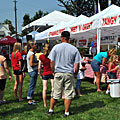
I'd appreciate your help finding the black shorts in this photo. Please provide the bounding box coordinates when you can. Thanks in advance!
[42,74,54,80]
[0,79,6,91]
[14,70,22,75]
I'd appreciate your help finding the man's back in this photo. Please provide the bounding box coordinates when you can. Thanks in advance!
[48,42,81,73]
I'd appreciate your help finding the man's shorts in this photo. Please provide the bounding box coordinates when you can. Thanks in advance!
[51,73,76,99]
[0,79,6,91]
[91,59,100,72]
[42,74,54,80]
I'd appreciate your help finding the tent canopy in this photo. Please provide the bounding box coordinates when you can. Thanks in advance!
[0,36,17,45]
[35,15,88,42]
[22,10,76,32]
[22,31,39,43]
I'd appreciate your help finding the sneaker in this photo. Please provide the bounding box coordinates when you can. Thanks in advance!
[45,111,54,116]
[64,114,69,117]
[0,100,6,104]
[64,112,72,117]
[28,101,36,105]
[106,90,110,94]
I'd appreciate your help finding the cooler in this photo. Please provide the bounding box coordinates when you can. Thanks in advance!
[107,79,120,98]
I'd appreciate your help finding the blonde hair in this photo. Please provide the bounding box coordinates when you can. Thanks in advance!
[13,42,21,58]
[107,48,116,56]
[24,45,28,53]
[27,41,35,50]
[108,55,118,63]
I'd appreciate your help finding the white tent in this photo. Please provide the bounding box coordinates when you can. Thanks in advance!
[47,5,120,52]
[35,15,89,42]
[22,10,76,31]
[22,31,39,43]
[35,22,67,42]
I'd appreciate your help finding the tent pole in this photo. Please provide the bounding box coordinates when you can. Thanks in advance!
[97,28,101,53]
[108,44,109,50]
[34,26,35,42]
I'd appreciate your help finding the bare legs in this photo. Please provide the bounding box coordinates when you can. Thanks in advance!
[49,97,71,113]
[95,72,102,92]
[42,79,54,107]
[14,74,23,100]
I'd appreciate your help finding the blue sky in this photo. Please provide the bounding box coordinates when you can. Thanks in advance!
[0,0,64,33]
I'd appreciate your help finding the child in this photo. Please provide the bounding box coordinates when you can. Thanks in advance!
[106,55,119,94]
[76,61,86,96]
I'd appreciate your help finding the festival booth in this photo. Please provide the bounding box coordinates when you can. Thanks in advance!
[46,5,120,53]
[69,4,120,52]
[0,36,17,59]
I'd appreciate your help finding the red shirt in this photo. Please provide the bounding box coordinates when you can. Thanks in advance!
[39,54,52,76]
[11,51,22,70]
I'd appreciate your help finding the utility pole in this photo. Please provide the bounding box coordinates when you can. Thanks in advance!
[14,0,17,40]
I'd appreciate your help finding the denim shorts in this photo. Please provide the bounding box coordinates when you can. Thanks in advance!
[42,74,54,80]
[107,72,117,79]
[91,60,100,72]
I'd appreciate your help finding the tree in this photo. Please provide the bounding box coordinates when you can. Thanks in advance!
[58,0,94,17]
[4,19,15,35]
[58,0,120,17]
[22,14,31,26]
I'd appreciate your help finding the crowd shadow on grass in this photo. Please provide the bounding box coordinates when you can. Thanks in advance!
[80,87,97,95]
[0,104,37,116]
[70,101,105,115]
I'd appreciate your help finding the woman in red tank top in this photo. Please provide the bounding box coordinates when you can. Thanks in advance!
[38,44,54,107]
[106,55,119,94]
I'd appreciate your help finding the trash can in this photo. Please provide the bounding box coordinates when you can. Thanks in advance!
[107,79,120,98]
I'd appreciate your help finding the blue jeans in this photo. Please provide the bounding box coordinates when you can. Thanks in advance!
[76,79,81,90]
[27,70,38,100]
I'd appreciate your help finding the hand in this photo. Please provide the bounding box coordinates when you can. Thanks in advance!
[9,76,12,82]
[39,75,42,79]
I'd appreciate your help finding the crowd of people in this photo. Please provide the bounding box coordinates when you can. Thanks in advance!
[0,31,119,117]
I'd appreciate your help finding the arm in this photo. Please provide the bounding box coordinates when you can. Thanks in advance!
[108,62,118,72]
[50,60,55,73]
[38,60,42,79]
[102,57,107,67]
[74,63,79,76]
[30,54,38,67]
[4,60,12,82]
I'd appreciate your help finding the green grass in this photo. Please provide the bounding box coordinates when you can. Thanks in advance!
[1,61,120,120]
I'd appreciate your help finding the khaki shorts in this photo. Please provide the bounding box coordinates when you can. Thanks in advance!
[51,73,76,99]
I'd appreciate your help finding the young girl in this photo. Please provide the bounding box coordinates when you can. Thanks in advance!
[106,55,119,94]
[38,44,54,107]
[11,42,23,101]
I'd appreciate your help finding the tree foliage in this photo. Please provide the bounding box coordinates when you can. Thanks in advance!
[58,0,120,17]
[22,14,31,26]
[3,19,15,35]
[22,9,48,27]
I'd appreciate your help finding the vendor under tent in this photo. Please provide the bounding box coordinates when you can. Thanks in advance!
[22,10,76,33]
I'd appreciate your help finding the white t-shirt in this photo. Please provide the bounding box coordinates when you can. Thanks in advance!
[27,51,38,72]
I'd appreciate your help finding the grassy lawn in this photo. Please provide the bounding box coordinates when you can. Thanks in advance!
[0,61,120,120]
